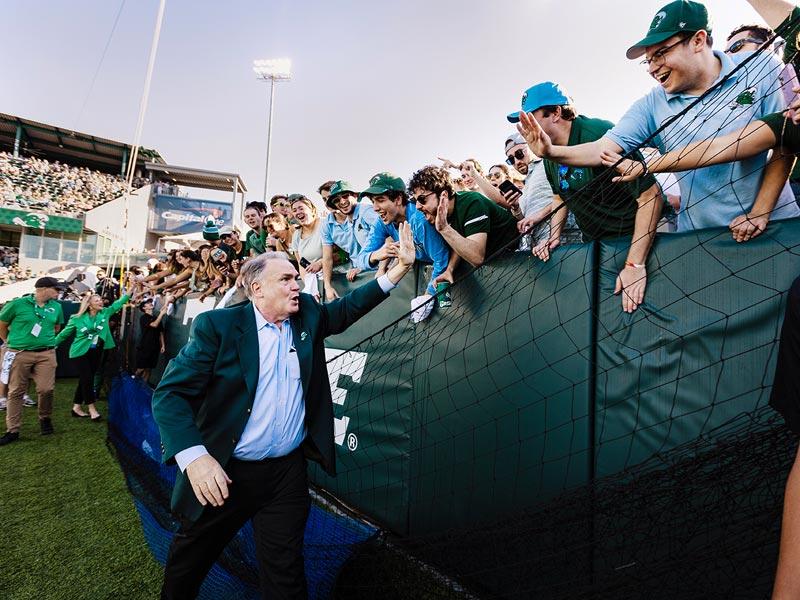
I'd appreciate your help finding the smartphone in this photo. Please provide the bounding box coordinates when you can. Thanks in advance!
[299,257,311,268]
[499,180,522,197]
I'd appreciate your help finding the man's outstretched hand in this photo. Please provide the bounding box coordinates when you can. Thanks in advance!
[397,221,416,268]
[517,111,553,159]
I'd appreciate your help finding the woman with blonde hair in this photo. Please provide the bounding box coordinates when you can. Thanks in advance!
[289,194,323,274]
[55,281,133,421]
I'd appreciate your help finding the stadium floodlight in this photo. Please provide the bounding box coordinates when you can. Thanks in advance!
[253,58,292,202]
[253,58,292,81]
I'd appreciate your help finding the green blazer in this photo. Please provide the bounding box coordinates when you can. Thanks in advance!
[55,294,129,358]
[152,280,388,523]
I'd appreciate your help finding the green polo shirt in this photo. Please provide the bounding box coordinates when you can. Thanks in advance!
[543,115,659,241]
[447,191,519,257]
[0,295,64,350]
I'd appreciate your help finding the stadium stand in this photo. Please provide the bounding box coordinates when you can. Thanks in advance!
[0,151,147,217]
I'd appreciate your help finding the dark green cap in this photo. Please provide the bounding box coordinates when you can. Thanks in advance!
[359,172,406,199]
[327,180,360,207]
[626,0,711,60]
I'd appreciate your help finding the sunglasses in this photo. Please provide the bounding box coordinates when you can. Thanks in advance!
[414,191,437,204]
[725,37,763,54]
[505,149,526,165]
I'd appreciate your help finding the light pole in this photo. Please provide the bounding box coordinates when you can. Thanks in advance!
[253,58,291,204]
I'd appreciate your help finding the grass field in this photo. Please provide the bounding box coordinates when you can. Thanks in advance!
[0,379,162,600]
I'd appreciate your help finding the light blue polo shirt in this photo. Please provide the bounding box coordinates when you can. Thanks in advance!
[320,202,379,262]
[352,202,450,294]
[607,50,800,231]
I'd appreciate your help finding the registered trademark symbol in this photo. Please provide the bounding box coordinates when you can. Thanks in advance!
[346,433,358,451]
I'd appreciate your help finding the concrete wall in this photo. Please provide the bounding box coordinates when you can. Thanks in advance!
[84,184,152,252]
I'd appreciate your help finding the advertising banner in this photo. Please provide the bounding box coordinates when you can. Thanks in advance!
[148,195,232,234]
[0,207,83,233]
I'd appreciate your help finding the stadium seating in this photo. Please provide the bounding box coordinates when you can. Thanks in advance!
[0,151,145,217]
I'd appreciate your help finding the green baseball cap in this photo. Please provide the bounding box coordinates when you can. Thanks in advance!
[359,172,406,199]
[326,180,360,207]
[626,0,711,60]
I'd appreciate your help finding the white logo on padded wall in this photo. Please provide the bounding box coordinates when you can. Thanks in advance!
[182,297,216,326]
[325,347,369,449]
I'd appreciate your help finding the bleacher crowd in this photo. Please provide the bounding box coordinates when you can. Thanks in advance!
[0,151,145,217]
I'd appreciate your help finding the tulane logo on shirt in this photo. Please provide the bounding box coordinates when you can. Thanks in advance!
[730,87,756,110]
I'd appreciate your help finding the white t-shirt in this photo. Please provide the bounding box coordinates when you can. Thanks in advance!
[291,223,323,263]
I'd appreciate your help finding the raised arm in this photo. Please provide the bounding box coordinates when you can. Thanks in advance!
[434,195,488,267]
[745,0,796,28]
[321,221,415,337]
[517,110,622,167]
[601,120,779,180]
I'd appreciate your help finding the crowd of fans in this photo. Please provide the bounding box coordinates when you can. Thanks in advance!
[0,152,146,217]
[3,2,800,325]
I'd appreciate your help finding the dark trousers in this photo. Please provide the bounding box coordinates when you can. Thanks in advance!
[161,448,310,600]
[72,346,103,406]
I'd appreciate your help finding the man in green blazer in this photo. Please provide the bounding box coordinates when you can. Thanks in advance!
[153,222,417,599]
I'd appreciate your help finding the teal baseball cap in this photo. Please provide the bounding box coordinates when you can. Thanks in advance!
[359,172,406,199]
[326,180,360,208]
[626,0,711,60]
[507,82,571,123]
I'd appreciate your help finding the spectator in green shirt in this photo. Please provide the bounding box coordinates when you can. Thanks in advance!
[513,82,663,313]
[410,165,519,267]
[55,286,132,421]
[243,201,269,256]
[0,277,65,445]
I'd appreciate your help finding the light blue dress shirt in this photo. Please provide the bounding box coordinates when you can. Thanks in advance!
[232,306,307,460]
[320,202,379,263]
[174,274,399,471]
[352,203,449,294]
[606,49,800,231]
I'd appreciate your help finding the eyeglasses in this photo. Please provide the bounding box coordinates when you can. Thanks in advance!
[725,37,763,54]
[505,149,527,165]
[558,164,570,192]
[639,35,691,67]
[414,191,437,204]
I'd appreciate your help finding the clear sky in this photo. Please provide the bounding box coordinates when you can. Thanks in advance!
[0,0,767,205]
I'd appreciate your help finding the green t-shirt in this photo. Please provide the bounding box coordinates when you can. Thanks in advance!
[0,295,65,350]
[245,229,266,255]
[447,191,519,257]
[760,111,800,154]
[543,115,659,242]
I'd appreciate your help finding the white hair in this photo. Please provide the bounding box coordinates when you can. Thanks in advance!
[239,251,291,299]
